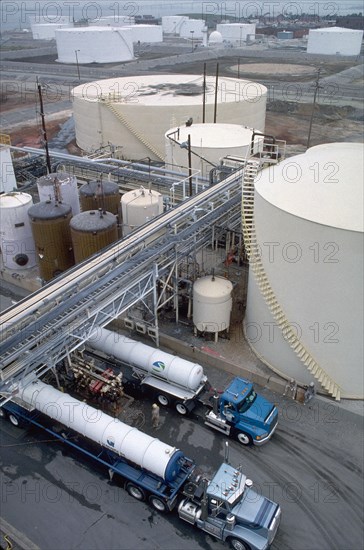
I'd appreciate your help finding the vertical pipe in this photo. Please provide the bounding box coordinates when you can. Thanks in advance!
[202,62,206,123]
[37,83,52,174]
[214,63,219,123]
[188,134,193,196]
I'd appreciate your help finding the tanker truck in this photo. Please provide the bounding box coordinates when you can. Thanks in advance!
[87,328,278,446]
[1,376,281,550]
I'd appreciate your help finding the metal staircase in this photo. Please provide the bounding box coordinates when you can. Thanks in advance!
[101,98,165,161]
[242,159,341,400]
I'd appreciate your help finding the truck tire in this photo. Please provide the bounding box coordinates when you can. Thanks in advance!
[157,394,169,407]
[149,495,168,513]
[175,402,188,415]
[126,483,145,501]
[237,432,252,446]
[9,414,21,427]
[228,538,250,550]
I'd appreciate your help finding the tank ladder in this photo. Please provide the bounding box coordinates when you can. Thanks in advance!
[101,98,165,161]
[242,158,341,400]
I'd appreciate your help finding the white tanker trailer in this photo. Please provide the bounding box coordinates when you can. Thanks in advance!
[88,328,279,446]
[1,376,281,550]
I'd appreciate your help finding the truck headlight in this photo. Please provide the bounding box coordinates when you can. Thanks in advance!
[256,433,268,440]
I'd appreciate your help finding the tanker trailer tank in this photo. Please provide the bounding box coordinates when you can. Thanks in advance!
[19,378,185,484]
[88,328,208,414]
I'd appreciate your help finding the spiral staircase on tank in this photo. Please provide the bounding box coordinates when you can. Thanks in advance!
[100,97,165,161]
[241,158,341,400]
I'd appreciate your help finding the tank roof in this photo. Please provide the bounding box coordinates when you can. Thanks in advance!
[0,192,32,208]
[70,210,116,231]
[72,74,267,106]
[37,173,73,186]
[194,275,233,298]
[168,123,256,148]
[80,181,119,196]
[28,201,72,220]
[255,143,364,232]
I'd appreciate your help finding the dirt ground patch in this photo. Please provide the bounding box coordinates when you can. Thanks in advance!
[230,62,317,77]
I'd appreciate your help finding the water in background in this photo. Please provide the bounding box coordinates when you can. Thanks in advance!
[1,0,362,31]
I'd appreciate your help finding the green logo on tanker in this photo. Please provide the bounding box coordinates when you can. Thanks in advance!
[152,361,166,373]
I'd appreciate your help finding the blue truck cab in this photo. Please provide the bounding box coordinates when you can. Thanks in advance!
[204,378,278,445]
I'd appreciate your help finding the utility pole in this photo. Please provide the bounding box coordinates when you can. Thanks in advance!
[307,68,322,149]
[75,49,81,81]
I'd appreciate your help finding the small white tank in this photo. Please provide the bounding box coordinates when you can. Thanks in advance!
[37,172,80,214]
[0,192,36,269]
[121,187,163,236]
[193,275,233,340]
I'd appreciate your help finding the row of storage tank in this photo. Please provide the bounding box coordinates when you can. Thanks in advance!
[0,175,163,282]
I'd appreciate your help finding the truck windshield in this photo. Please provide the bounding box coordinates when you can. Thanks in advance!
[237,390,256,413]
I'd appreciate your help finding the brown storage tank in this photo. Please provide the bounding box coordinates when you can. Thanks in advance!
[79,180,120,217]
[28,200,74,281]
[70,209,118,263]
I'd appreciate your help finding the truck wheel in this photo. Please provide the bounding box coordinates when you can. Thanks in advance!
[237,432,252,446]
[9,414,20,427]
[126,483,145,501]
[229,538,250,550]
[149,495,168,513]
[175,402,188,415]
[157,394,169,407]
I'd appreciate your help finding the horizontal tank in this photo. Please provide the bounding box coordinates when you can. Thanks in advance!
[20,379,184,483]
[0,192,36,269]
[70,209,118,263]
[79,180,121,217]
[88,328,206,392]
[165,123,264,178]
[28,200,74,281]
[121,187,163,236]
[193,275,233,335]
[37,172,80,215]
[72,74,267,160]
[56,27,134,63]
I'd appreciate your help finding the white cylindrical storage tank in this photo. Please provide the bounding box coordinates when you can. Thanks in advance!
[216,23,256,44]
[0,192,36,269]
[0,146,17,193]
[193,275,233,339]
[31,22,72,40]
[20,379,185,483]
[126,24,163,43]
[208,31,223,47]
[37,172,80,215]
[162,16,188,34]
[307,27,363,56]
[165,123,264,178]
[180,19,206,39]
[72,74,267,160]
[91,16,135,27]
[121,187,163,236]
[244,143,364,399]
[56,28,134,63]
[88,328,206,392]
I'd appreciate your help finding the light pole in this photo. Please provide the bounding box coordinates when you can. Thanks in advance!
[190,30,194,52]
[75,49,80,81]
[239,26,243,47]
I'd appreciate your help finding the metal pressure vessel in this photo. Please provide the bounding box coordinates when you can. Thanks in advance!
[89,328,205,391]
[70,209,118,262]
[19,379,184,483]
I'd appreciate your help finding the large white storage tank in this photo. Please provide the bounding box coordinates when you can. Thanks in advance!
[179,19,206,39]
[31,22,72,40]
[121,187,163,236]
[126,24,163,43]
[244,143,364,399]
[0,145,17,193]
[0,192,36,269]
[165,123,264,178]
[307,27,363,56]
[91,16,135,27]
[162,16,188,34]
[72,74,267,160]
[193,275,233,341]
[216,23,256,44]
[55,28,134,63]
[37,172,80,215]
